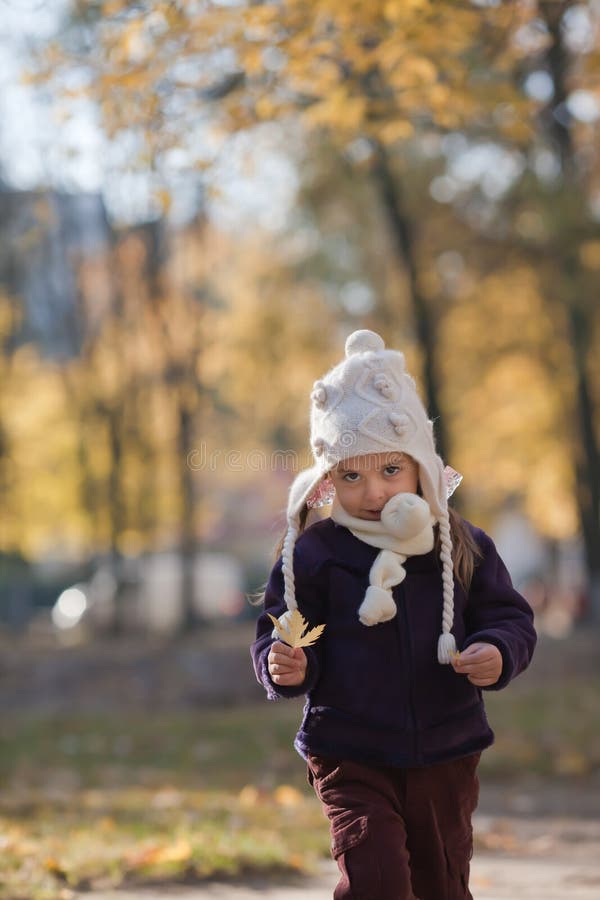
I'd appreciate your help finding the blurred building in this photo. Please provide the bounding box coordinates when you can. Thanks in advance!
[0,187,111,356]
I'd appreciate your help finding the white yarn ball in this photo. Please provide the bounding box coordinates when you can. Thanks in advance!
[381,493,431,540]
[345,330,385,357]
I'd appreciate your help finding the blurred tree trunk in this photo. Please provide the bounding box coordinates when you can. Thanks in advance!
[369,140,449,463]
[102,235,131,634]
[0,196,22,553]
[539,1,600,621]
[59,369,102,548]
[144,220,201,630]
[565,288,600,619]
[176,393,199,629]
[105,400,128,632]
[0,324,15,549]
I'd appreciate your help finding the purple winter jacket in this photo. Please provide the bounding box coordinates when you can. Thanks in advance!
[251,517,536,768]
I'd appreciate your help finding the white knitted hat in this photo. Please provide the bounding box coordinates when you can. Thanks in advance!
[282,329,457,663]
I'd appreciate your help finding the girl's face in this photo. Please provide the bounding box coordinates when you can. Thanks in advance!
[329,452,419,521]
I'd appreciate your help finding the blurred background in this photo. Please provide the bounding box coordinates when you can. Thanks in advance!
[0,1,599,897]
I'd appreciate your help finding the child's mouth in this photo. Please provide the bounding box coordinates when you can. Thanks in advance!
[362,510,382,520]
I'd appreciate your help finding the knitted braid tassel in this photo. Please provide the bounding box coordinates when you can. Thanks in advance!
[270,519,301,639]
[281,518,299,609]
[437,510,457,663]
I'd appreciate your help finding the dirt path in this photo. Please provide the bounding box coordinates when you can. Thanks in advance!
[80,853,600,900]
[83,812,600,900]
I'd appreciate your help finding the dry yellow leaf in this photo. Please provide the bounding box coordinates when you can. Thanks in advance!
[238,784,261,807]
[129,839,192,867]
[273,784,303,807]
[44,857,66,876]
[268,609,326,648]
[554,750,590,776]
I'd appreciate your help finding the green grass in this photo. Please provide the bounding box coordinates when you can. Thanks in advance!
[0,678,599,898]
[0,701,308,791]
[0,701,329,899]
[482,675,600,777]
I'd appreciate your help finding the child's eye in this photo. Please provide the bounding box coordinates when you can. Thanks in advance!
[384,466,401,476]
[343,472,360,483]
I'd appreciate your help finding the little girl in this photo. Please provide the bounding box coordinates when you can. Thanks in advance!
[251,330,536,900]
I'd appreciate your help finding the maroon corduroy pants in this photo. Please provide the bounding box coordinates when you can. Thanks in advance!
[307,752,480,900]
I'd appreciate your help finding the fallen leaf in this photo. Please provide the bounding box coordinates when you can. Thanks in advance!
[238,785,261,807]
[268,610,326,648]
[273,784,303,807]
[128,839,192,867]
[553,750,590,776]
[45,857,69,881]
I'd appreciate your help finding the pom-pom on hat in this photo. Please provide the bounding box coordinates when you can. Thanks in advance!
[282,329,457,664]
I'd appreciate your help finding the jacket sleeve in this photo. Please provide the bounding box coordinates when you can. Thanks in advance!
[250,544,328,701]
[463,529,537,691]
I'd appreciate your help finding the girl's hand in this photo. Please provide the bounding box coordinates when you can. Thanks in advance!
[451,642,503,687]
[268,641,307,686]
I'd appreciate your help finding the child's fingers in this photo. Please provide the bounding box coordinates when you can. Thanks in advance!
[269,648,306,668]
[458,644,491,661]
[269,649,300,665]
[270,640,295,657]
[453,643,502,686]
[456,656,496,672]
[454,645,499,669]
[460,642,500,659]
[457,664,498,682]
[271,671,304,686]
[269,656,303,674]
[467,674,497,686]
[268,644,307,682]
[269,650,307,685]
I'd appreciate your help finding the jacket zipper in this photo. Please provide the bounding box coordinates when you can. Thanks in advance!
[398,583,422,764]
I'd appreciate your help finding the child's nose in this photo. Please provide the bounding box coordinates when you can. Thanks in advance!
[364,479,386,504]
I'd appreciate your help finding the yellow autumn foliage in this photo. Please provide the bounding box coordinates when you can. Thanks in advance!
[33,0,547,163]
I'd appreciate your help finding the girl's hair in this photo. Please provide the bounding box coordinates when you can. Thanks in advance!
[248,503,310,607]
[268,501,481,595]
